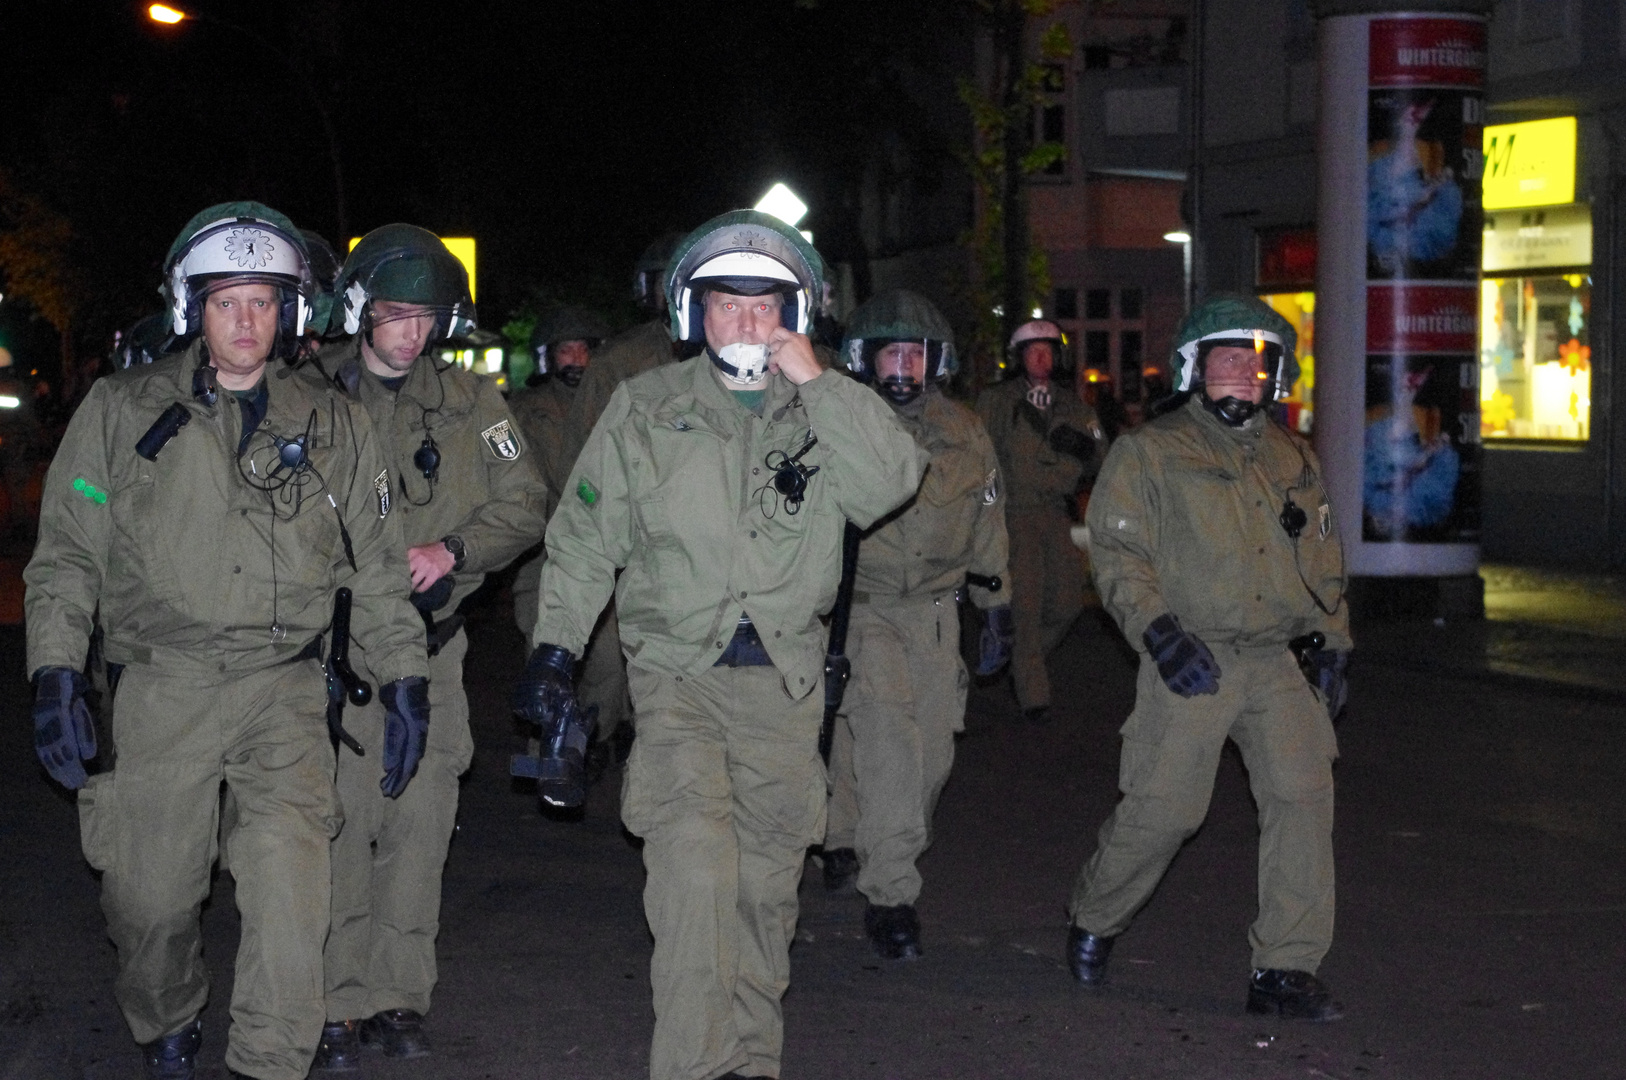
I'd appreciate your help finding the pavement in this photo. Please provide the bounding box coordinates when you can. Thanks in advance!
[1,564,1623,1079]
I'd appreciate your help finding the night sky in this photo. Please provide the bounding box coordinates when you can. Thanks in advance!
[4,0,967,360]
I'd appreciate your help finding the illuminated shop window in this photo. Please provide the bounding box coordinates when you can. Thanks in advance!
[1260,292,1316,434]
[1478,274,1590,441]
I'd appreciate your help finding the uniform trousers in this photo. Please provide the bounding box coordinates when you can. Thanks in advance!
[1069,646,1338,973]
[1007,505,1085,710]
[325,629,474,1020]
[621,663,826,1080]
[825,595,968,907]
[78,659,337,1080]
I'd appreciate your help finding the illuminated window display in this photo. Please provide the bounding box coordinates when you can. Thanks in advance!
[1479,273,1590,441]
[1260,291,1316,434]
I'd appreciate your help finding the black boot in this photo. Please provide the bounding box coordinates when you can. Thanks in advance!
[1246,968,1344,1021]
[1066,925,1114,985]
[311,1018,363,1071]
[822,847,859,892]
[864,903,922,960]
[141,1019,201,1080]
[139,1021,201,1080]
[360,1008,432,1058]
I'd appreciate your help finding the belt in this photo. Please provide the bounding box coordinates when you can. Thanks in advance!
[714,616,773,668]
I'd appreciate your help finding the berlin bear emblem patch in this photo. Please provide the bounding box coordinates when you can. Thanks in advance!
[374,470,391,518]
[481,419,521,460]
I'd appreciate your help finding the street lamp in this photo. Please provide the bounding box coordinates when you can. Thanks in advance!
[144,3,347,239]
[755,183,808,228]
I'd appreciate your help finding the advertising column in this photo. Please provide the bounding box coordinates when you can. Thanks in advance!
[1315,7,1488,602]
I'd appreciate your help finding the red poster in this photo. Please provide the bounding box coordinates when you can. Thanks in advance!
[1369,18,1487,89]
[1365,284,1478,353]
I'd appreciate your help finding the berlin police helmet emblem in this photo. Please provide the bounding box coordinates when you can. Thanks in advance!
[481,419,521,460]
[224,228,273,269]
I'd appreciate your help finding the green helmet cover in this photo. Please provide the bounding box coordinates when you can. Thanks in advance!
[530,306,610,352]
[330,224,474,337]
[665,210,826,342]
[1171,293,1300,397]
[841,288,956,381]
[164,200,304,271]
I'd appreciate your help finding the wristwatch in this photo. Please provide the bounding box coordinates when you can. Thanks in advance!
[442,534,466,572]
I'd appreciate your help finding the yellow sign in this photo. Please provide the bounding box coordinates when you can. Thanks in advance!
[1482,117,1576,210]
[348,235,476,301]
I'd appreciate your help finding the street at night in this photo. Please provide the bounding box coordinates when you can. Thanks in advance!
[6,2,1626,1079]
[4,578,1623,1079]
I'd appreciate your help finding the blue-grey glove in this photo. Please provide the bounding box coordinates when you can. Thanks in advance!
[380,676,429,798]
[1305,649,1350,719]
[1142,613,1221,697]
[976,605,1015,676]
[512,643,576,727]
[32,667,97,790]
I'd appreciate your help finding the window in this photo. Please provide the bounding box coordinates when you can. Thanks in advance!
[1052,287,1079,320]
[1085,330,1111,369]
[1480,274,1591,440]
[1039,105,1066,175]
[1085,289,1112,320]
[1120,330,1144,401]
[1260,292,1316,434]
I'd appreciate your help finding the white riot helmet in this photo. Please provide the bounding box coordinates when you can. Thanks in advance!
[161,201,315,359]
[666,210,826,386]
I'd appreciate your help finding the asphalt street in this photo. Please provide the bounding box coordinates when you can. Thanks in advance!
[2,596,1623,1080]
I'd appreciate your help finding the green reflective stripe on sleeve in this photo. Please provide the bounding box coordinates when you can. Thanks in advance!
[73,478,108,504]
[577,477,598,507]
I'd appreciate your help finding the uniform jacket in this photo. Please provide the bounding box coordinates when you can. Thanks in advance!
[308,338,550,615]
[536,358,926,698]
[854,389,1010,611]
[975,377,1106,513]
[25,342,427,684]
[508,376,576,520]
[1085,396,1352,652]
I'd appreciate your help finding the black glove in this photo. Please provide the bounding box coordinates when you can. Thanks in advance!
[513,643,577,727]
[976,605,1015,675]
[1305,648,1350,719]
[1048,423,1096,462]
[32,667,97,790]
[1142,614,1221,697]
[380,676,430,798]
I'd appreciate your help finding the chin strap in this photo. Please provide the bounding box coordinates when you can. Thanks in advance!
[1202,393,1262,426]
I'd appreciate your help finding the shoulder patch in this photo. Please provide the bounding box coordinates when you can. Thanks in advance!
[374,470,391,518]
[1318,502,1332,540]
[576,477,599,507]
[982,467,999,506]
[481,419,521,460]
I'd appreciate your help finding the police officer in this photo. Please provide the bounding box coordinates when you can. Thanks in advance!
[24,202,429,1080]
[302,225,549,1067]
[516,211,923,1080]
[821,290,1012,960]
[561,232,687,462]
[974,320,1106,722]
[508,307,632,771]
[1065,294,1351,1020]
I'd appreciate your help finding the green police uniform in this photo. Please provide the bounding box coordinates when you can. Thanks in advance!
[509,374,630,744]
[1069,395,1350,973]
[536,358,923,1080]
[825,389,1009,907]
[25,343,426,1080]
[974,377,1105,711]
[308,338,549,1021]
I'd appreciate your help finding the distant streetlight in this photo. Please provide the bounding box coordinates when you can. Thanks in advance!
[1163,231,1192,244]
[755,183,809,229]
[0,396,21,409]
[144,3,347,238]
